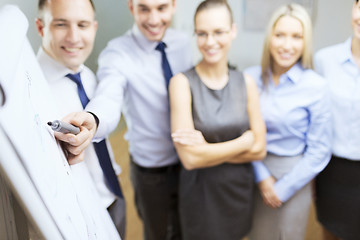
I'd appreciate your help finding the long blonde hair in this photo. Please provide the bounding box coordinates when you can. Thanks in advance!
[261,4,313,86]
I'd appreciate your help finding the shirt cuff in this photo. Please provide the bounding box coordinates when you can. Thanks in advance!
[252,161,271,183]
[85,111,105,143]
[274,178,295,202]
[86,111,99,128]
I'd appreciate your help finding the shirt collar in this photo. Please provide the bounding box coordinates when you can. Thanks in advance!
[285,62,304,84]
[37,47,84,84]
[130,24,170,53]
[338,37,353,64]
[270,62,304,86]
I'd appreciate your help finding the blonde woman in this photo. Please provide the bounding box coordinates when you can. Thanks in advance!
[169,0,266,239]
[244,4,332,240]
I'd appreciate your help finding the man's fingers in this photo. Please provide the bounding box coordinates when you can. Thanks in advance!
[54,132,77,145]
[62,112,95,128]
[67,152,85,165]
[75,126,93,147]
[62,127,92,155]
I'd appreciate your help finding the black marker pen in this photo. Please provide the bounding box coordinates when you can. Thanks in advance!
[47,120,80,135]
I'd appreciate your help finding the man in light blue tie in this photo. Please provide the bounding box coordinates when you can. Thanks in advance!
[35,0,126,238]
[61,0,193,239]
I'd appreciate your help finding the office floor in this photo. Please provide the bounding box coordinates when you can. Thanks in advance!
[110,126,323,240]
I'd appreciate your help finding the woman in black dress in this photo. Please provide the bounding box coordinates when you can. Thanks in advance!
[169,1,266,239]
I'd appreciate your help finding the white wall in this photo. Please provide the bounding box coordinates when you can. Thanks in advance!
[0,0,39,50]
[0,0,131,71]
[0,0,353,71]
[174,0,353,69]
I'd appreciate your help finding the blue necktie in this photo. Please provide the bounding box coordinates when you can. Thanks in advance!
[156,42,173,90]
[66,73,123,198]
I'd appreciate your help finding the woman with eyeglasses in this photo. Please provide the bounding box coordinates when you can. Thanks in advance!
[244,4,332,240]
[169,0,266,239]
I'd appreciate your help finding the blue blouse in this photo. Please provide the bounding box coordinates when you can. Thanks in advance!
[244,63,332,202]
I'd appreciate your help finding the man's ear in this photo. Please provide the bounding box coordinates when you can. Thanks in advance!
[35,18,45,37]
[231,23,237,40]
[172,0,177,12]
[128,0,134,16]
[94,20,98,32]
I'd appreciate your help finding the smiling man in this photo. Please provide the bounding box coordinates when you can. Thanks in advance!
[35,0,126,238]
[36,0,96,71]
[84,0,193,239]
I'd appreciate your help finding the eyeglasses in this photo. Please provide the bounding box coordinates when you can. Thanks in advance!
[194,29,231,41]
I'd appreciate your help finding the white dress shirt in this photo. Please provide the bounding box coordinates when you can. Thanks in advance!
[37,48,121,207]
[315,37,360,160]
[86,25,193,167]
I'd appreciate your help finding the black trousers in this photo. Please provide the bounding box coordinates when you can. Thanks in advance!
[130,157,181,240]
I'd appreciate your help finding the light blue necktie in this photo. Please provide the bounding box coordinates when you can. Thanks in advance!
[66,73,123,198]
[156,42,173,90]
